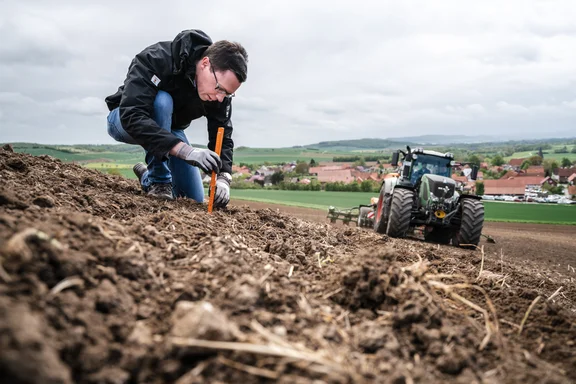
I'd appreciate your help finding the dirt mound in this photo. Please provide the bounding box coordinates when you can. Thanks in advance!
[1,149,575,383]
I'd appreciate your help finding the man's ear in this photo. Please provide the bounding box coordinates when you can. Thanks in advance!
[200,56,210,69]
[202,56,211,68]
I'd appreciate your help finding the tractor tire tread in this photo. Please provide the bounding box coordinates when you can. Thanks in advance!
[374,192,389,234]
[386,189,413,238]
[456,199,484,248]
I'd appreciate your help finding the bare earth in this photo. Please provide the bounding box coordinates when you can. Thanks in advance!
[232,200,576,287]
[1,148,575,384]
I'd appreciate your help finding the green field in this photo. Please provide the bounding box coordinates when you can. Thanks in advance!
[83,163,138,179]
[505,144,576,163]
[11,144,388,167]
[93,167,136,179]
[233,148,332,164]
[231,190,376,209]
[13,146,145,164]
[482,201,576,224]
[10,144,391,180]
[229,190,576,225]
[232,148,386,164]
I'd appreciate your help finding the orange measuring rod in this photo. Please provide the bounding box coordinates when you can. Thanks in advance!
[208,127,225,213]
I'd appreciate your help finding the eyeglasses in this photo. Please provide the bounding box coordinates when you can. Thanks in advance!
[211,66,235,98]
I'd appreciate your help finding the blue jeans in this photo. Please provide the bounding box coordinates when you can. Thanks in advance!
[106,91,204,202]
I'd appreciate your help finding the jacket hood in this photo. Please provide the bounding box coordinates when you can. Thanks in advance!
[171,29,213,77]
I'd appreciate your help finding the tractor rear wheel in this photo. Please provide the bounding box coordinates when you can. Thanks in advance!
[374,190,389,234]
[453,199,484,249]
[386,189,414,238]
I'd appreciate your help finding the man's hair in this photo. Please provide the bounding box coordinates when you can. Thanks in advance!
[204,41,248,83]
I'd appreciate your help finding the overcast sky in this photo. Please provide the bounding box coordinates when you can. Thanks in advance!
[1,0,575,148]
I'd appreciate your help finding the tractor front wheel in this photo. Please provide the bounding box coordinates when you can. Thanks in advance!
[386,189,414,238]
[452,199,484,249]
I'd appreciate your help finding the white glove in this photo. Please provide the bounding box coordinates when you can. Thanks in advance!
[214,172,231,208]
[175,143,221,174]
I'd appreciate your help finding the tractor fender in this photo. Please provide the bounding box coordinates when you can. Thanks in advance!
[381,177,399,195]
[391,184,415,193]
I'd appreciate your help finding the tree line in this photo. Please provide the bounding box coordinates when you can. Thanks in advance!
[332,155,390,162]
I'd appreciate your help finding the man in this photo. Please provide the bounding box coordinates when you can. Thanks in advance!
[411,163,431,184]
[105,29,248,208]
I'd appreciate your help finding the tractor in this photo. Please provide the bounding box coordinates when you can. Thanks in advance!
[367,146,485,248]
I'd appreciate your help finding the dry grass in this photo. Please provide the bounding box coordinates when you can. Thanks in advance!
[49,276,84,295]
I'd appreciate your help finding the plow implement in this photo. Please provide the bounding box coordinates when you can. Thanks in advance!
[326,205,375,227]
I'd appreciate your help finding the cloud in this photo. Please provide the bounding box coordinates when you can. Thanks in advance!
[1,0,575,148]
[466,104,486,114]
[50,97,108,116]
[0,12,77,67]
[496,101,530,114]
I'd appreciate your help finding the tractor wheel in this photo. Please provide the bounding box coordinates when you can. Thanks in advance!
[386,189,414,238]
[453,199,484,249]
[374,190,390,234]
[424,228,451,244]
[357,207,371,227]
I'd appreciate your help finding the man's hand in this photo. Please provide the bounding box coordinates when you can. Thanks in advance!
[174,143,222,174]
[214,172,231,208]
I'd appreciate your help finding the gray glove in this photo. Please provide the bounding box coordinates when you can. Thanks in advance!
[214,172,231,208]
[175,143,222,174]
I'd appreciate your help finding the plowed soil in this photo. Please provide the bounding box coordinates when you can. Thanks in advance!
[1,146,575,384]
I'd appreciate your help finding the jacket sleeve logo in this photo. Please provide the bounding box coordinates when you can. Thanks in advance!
[151,75,161,87]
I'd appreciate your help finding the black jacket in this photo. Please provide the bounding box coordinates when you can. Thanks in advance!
[105,29,234,174]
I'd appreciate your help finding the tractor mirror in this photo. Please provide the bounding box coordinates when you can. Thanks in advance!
[391,151,399,166]
[470,166,479,181]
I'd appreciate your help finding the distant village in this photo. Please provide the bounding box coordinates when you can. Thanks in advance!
[203,159,396,193]
[475,159,576,203]
[206,151,576,202]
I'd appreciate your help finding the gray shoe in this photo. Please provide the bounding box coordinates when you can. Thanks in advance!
[133,162,148,182]
[148,183,174,201]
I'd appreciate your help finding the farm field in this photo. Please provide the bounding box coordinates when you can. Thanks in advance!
[229,189,576,225]
[229,189,376,210]
[233,199,576,289]
[505,144,576,162]
[10,143,389,167]
[233,148,359,164]
[1,147,575,383]
[482,200,576,224]
[11,144,392,180]
[10,144,575,224]
[11,145,145,164]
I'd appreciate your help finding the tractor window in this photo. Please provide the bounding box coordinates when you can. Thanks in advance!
[410,155,451,183]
